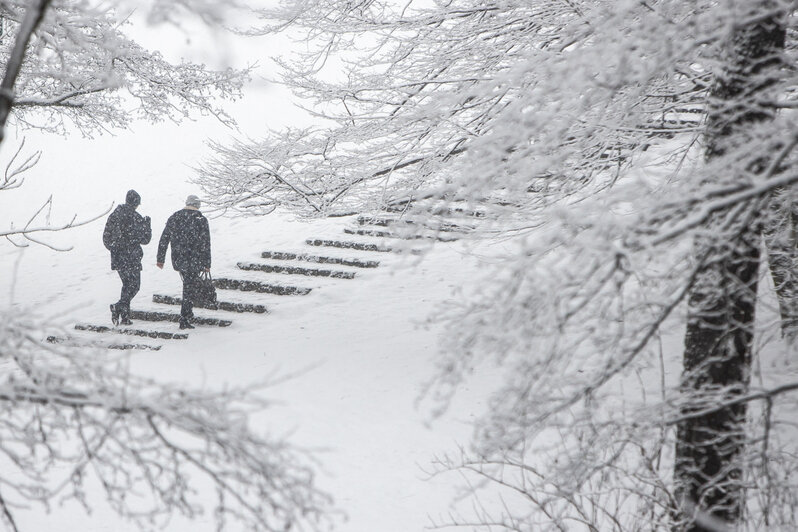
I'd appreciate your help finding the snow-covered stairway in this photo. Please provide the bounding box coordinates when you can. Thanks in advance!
[355,215,475,233]
[213,277,313,295]
[74,323,189,340]
[237,262,356,279]
[151,295,268,314]
[130,310,232,327]
[305,239,408,253]
[327,203,481,257]
[57,296,239,351]
[54,210,461,353]
[342,227,460,242]
[260,251,379,269]
[46,335,163,351]
[385,201,487,219]
[47,319,186,352]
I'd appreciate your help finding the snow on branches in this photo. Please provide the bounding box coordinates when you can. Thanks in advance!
[0,0,250,137]
[0,310,333,531]
[0,1,335,529]
[200,0,798,529]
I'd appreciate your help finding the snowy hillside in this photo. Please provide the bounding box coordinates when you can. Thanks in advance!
[1,138,503,530]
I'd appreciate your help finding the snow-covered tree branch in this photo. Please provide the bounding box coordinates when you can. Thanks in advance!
[0,311,332,531]
[199,0,798,529]
[0,0,253,140]
[0,1,335,529]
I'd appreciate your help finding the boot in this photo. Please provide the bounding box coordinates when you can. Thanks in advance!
[119,306,132,326]
[110,304,119,326]
[179,318,195,330]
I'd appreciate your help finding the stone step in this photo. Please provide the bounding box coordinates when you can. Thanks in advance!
[238,262,355,279]
[74,324,188,340]
[130,310,232,327]
[47,335,162,351]
[343,228,459,242]
[305,239,397,253]
[213,277,312,295]
[261,251,379,269]
[385,204,486,218]
[153,294,268,314]
[356,216,473,233]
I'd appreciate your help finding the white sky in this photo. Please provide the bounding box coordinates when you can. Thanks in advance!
[1,4,316,238]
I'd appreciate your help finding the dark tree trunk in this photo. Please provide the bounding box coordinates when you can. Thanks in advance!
[674,3,786,531]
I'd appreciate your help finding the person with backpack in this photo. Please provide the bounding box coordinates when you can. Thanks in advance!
[156,195,212,329]
[103,189,152,326]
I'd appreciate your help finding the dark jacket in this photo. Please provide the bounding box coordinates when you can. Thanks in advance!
[157,208,211,272]
[103,204,151,270]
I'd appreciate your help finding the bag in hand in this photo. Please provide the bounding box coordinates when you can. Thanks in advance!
[193,271,218,309]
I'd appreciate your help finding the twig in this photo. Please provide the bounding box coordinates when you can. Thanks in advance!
[665,381,798,425]
[0,489,19,532]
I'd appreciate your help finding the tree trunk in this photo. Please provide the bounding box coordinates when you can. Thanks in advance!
[674,3,786,531]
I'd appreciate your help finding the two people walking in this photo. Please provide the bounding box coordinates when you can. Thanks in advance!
[103,191,212,330]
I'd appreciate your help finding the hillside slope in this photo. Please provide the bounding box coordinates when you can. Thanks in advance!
[2,204,501,531]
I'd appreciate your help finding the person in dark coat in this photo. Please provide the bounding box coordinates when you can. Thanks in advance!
[103,189,152,325]
[156,195,211,329]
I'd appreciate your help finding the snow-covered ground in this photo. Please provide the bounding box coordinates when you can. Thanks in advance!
[0,121,504,531]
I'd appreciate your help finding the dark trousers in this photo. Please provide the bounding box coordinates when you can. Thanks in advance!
[116,268,141,317]
[179,271,199,319]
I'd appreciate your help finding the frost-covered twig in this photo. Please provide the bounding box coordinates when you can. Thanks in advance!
[1,196,111,251]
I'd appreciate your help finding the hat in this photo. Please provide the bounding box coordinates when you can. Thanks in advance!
[125,189,141,207]
[185,194,201,208]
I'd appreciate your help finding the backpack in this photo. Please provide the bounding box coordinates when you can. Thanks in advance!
[103,210,122,250]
